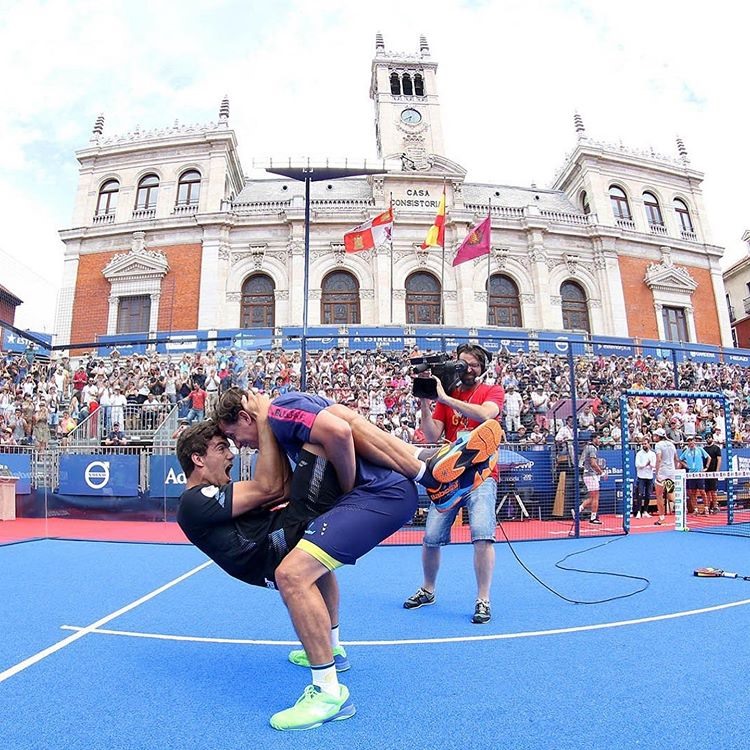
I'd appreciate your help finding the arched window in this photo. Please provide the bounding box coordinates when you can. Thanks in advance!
[240,274,275,328]
[609,186,631,222]
[96,179,119,216]
[390,72,401,95]
[643,191,664,227]
[405,271,441,325]
[560,280,590,333]
[401,73,413,96]
[487,274,522,327]
[177,170,201,206]
[321,271,360,325]
[413,73,425,97]
[580,190,590,215]
[674,198,694,236]
[135,174,159,211]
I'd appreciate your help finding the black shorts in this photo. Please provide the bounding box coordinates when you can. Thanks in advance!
[704,478,718,492]
[686,478,704,491]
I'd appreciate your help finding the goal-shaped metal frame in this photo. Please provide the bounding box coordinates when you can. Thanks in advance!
[619,389,735,533]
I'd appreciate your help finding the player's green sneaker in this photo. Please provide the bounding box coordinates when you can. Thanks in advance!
[269,684,356,731]
[288,645,350,672]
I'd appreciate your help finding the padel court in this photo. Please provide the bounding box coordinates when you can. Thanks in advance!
[2,530,748,750]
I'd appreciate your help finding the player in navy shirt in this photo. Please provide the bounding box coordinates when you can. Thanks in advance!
[214,389,500,731]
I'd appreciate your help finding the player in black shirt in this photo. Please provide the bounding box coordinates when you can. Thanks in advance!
[703,432,722,514]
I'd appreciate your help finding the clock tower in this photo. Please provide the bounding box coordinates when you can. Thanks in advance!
[370,33,446,170]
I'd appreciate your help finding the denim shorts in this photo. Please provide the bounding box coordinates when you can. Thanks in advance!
[423,477,497,546]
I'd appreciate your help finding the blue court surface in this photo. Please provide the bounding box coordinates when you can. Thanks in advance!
[2,532,748,750]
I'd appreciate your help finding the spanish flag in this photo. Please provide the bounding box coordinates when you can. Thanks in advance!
[421,192,446,249]
[343,207,393,253]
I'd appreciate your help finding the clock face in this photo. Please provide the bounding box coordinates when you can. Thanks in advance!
[400,108,422,125]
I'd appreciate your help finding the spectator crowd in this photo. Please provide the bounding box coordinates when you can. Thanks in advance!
[1,341,749,451]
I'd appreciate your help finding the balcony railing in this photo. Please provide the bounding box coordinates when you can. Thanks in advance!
[173,203,198,215]
[92,212,115,225]
[649,223,668,236]
[616,217,637,230]
[132,207,156,220]
[681,229,698,241]
[743,297,750,315]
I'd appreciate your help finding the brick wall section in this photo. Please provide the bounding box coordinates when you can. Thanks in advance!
[617,256,722,345]
[0,298,17,325]
[69,243,202,348]
[734,318,750,349]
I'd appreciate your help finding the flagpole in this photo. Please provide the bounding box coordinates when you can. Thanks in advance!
[389,192,394,324]
[440,180,446,326]
[487,197,492,326]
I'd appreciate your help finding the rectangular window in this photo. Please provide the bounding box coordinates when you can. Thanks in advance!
[662,306,689,342]
[117,295,151,334]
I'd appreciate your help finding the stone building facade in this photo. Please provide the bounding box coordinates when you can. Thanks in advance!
[54,34,732,349]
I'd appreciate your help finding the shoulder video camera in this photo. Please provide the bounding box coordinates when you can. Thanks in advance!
[409,354,467,400]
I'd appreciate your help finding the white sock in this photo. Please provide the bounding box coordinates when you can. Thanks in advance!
[414,461,426,482]
[330,625,341,650]
[311,662,339,696]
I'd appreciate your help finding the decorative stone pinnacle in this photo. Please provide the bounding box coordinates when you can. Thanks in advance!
[91,113,105,141]
[676,136,689,162]
[375,32,385,54]
[419,34,430,56]
[574,111,585,138]
[219,95,230,122]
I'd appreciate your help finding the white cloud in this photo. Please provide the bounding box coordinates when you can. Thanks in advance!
[1,0,748,333]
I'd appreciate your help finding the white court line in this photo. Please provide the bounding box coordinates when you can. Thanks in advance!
[60,595,750,647]
[0,560,213,684]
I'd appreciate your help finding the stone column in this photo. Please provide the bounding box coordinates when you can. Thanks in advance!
[527,227,550,329]
[198,235,221,329]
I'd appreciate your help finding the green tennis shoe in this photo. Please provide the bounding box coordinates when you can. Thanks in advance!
[269,684,356,731]
[288,645,350,672]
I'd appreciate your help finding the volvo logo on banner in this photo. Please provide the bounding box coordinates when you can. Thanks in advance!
[84,461,110,490]
[59,454,140,497]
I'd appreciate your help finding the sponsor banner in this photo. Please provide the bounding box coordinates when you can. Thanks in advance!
[58,454,140,497]
[149,454,240,498]
[640,340,680,362]
[503,449,554,497]
[0,452,32,494]
[724,349,750,366]
[215,328,275,351]
[155,330,208,354]
[344,327,405,352]
[1,329,52,355]
[476,329,531,354]
[414,327,471,353]
[281,327,340,351]
[681,343,721,363]
[96,334,149,357]
[591,336,636,358]
[536,332,587,355]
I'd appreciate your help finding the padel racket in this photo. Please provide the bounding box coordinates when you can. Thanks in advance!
[693,567,750,580]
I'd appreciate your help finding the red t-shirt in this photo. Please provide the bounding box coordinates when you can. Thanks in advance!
[190,389,207,410]
[432,382,505,479]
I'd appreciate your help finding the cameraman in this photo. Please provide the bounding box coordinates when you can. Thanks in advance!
[403,344,505,624]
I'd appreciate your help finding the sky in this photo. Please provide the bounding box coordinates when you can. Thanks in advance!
[1,0,749,334]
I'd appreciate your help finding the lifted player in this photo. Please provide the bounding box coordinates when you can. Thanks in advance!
[179,391,500,731]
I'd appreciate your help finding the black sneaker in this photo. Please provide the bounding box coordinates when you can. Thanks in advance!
[403,587,435,610]
[588,517,603,525]
[471,599,491,624]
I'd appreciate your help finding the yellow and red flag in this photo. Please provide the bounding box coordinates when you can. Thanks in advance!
[421,192,446,249]
[344,207,393,253]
